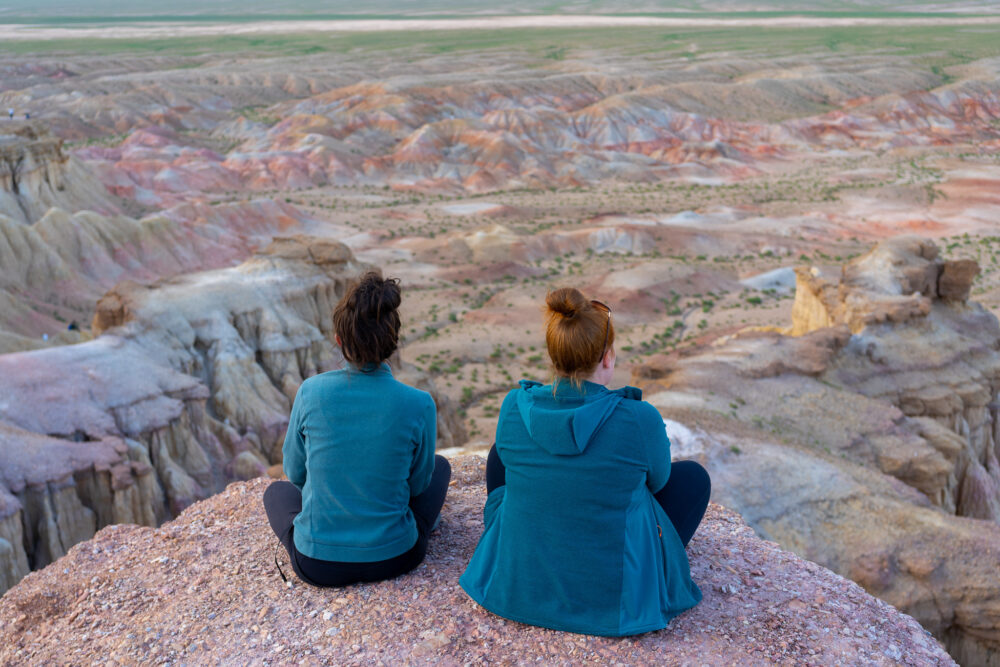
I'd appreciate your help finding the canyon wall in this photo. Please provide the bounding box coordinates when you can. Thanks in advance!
[790,238,1000,522]
[0,124,324,354]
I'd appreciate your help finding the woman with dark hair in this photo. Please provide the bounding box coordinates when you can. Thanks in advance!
[263,271,451,587]
[460,287,709,636]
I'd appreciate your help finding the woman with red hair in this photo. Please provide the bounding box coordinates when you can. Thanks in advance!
[461,287,709,635]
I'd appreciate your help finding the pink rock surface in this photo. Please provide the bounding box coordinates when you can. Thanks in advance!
[46,57,998,199]
[0,457,952,666]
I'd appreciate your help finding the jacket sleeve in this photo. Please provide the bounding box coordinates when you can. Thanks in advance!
[282,384,308,491]
[638,402,671,493]
[409,392,438,497]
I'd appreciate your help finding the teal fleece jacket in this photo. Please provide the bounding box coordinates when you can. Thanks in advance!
[282,363,437,562]
[460,380,702,636]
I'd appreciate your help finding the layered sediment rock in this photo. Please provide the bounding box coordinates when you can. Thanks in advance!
[0,457,954,665]
[0,236,466,595]
[663,420,997,667]
[0,195,313,348]
[0,124,119,224]
[634,236,1000,665]
[0,122,324,351]
[15,51,988,198]
[215,66,998,193]
[789,236,1000,521]
[0,421,163,580]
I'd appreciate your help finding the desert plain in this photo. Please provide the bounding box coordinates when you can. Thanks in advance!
[1,5,1000,665]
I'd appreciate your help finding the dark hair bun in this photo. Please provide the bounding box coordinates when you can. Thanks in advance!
[546,287,588,318]
[356,272,401,319]
[333,271,402,367]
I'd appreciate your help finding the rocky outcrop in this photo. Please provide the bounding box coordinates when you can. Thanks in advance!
[0,236,466,595]
[634,236,1000,665]
[789,236,983,335]
[0,421,163,581]
[0,335,222,510]
[0,195,314,348]
[662,420,1000,667]
[788,236,1000,521]
[87,236,368,462]
[0,125,120,224]
[0,457,953,666]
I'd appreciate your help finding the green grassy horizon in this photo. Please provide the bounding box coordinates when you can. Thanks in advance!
[3,23,1000,67]
[0,10,995,24]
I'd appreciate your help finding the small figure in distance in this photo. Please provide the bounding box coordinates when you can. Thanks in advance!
[263,271,451,587]
[6,108,12,120]
[460,287,711,636]
[24,112,29,120]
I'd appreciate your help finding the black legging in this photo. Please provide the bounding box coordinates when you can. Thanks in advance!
[486,445,710,547]
[264,455,451,587]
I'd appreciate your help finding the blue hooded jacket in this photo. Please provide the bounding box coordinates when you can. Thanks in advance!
[460,380,702,636]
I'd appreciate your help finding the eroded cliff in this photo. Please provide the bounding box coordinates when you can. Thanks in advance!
[0,124,328,354]
[0,124,119,225]
[634,236,1000,665]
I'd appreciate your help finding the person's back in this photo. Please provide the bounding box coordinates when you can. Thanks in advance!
[285,366,436,562]
[461,288,710,636]
[264,271,450,587]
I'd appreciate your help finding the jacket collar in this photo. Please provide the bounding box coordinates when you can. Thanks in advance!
[345,361,392,376]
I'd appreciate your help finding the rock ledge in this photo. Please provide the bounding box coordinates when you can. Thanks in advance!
[0,456,952,665]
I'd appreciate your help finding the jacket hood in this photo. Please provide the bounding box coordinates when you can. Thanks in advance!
[514,379,642,455]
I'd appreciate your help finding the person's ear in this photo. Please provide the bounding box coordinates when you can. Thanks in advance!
[335,334,342,347]
[603,347,615,368]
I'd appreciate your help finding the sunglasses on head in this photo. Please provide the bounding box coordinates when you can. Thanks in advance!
[590,300,612,354]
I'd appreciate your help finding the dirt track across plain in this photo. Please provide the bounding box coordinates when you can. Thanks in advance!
[3,14,1000,41]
